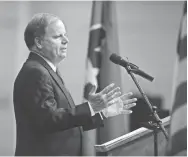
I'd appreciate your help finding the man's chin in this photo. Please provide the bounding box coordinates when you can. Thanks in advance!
[62,53,67,58]
[60,53,67,60]
[57,54,66,64]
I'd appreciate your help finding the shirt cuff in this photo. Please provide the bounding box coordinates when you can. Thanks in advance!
[87,101,95,116]
[98,112,104,120]
[87,102,105,120]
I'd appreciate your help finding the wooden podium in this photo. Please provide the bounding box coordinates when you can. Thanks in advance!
[95,116,170,156]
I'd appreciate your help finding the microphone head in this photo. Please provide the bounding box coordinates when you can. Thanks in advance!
[109,53,122,64]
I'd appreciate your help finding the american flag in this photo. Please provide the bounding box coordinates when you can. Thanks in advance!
[82,1,128,155]
[166,1,187,155]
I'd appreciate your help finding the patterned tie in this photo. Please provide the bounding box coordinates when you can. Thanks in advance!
[56,68,75,108]
[56,68,64,85]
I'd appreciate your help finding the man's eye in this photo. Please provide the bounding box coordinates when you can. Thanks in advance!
[53,34,67,39]
[54,35,61,39]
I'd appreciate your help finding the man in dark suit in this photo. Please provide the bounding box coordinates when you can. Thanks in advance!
[13,13,137,156]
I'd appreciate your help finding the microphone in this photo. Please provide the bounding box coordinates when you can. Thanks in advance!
[110,53,154,82]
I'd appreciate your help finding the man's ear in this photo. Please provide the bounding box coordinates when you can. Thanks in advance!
[34,37,42,49]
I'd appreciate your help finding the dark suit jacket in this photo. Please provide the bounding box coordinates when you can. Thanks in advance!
[13,52,104,156]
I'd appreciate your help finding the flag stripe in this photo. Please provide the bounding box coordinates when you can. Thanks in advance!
[87,28,105,68]
[183,1,187,14]
[175,58,187,87]
[167,128,187,155]
[178,36,187,61]
[170,102,187,135]
[177,2,187,61]
[172,82,187,113]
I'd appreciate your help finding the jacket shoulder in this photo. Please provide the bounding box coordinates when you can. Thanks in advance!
[22,59,50,76]
[15,59,50,86]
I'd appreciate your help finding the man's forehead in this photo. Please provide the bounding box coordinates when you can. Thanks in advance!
[45,20,66,34]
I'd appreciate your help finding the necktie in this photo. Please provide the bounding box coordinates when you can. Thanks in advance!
[56,69,64,85]
[56,69,75,108]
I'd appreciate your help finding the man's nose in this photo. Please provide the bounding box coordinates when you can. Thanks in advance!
[62,36,69,44]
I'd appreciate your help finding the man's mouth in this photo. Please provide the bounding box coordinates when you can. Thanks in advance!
[61,48,67,51]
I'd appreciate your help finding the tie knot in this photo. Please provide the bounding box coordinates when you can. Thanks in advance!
[56,70,60,76]
[56,68,61,75]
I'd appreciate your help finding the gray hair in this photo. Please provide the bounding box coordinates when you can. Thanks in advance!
[24,13,61,50]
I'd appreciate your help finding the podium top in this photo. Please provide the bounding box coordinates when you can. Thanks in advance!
[95,116,170,152]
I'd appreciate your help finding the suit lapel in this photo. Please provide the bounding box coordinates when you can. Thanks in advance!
[28,52,75,108]
[48,69,75,108]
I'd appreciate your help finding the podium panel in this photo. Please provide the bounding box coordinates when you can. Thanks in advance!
[95,116,170,156]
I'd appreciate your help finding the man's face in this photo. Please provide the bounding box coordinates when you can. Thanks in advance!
[40,20,69,64]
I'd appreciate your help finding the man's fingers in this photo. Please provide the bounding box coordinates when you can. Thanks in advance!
[123,98,137,105]
[106,91,121,102]
[100,83,116,95]
[120,110,133,114]
[106,87,121,98]
[123,103,136,109]
[119,92,133,101]
[107,98,118,107]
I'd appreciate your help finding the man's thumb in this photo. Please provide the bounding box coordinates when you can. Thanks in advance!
[89,85,97,94]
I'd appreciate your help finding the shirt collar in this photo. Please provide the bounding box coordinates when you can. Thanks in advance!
[31,51,57,72]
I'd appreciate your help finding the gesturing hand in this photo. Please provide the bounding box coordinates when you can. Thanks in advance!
[88,83,122,113]
[102,92,137,118]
